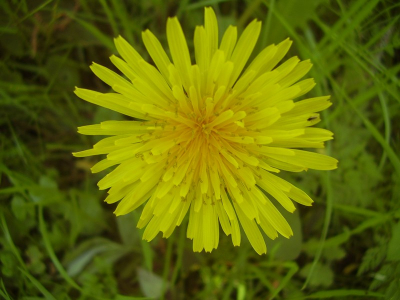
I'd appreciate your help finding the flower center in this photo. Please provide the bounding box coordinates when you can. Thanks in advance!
[201,123,212,136]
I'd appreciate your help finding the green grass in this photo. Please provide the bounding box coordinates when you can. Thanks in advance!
[0,0,399,299]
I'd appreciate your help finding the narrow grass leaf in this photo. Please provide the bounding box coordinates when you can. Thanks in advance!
[38,206,82,291]
[293,289,384,299]
[19,268,57,300]
[0,212,26,269]
[68,13,114,50]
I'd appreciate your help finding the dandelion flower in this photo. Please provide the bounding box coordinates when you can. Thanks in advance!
[73,7,338,254]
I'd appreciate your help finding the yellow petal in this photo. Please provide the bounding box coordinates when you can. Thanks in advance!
[229,19,261,87]
[109,55,137,81]
[219,25,237,60]
[234,203,266,255]
[268,149,338,170]
[215,200,231,235]
[256,195,293,238]
[279,59,313,88]
[258,38,292,74]
[167,17,192,90]
[90,63,132,91]
[204,7,218,58]
[194,25,209,74]
[142,29,172,83]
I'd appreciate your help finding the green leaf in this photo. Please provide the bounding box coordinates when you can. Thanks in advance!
[357,245,387,275]
[0,251,18,277]
[11,195,30,221]
[65,238,126,277]
[265,203,303,261]
[0,212,26,270]
[387,222,400,261]
[19,268,57,300]
[294,289,384,299]
[303,238,346,262]
[66,13,115,51]
[269,261,299,299]
[236,282,246,300]
[115,295,154,300]
[0,278,13,300]
[29,176,63,205]
[370,264,396,291]
[26,245,46,275]
[275,0,327,29]
[137,267,168,299]
[76,191,107,235]
[299,262,334,287]
[44,55,80,92]
[117,212,140,246]
[386,278,400,300]
[38,206,81,291]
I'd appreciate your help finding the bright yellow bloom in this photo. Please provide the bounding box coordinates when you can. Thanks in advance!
[73,7,337,254]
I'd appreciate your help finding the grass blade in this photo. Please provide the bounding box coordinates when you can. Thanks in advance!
[66,12,115,51]
[38,205,82,291]
[19,268,57,300]
[0,212,26,269]
[291,289,384,299]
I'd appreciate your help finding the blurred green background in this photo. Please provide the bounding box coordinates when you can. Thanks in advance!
[0,0,399,299]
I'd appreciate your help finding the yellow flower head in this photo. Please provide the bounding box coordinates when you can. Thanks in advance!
[73,7,338,254]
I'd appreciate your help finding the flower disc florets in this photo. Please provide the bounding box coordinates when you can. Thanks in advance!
[73,7,338,254]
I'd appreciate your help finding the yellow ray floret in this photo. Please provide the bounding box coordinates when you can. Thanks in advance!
[73,7,338,254]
